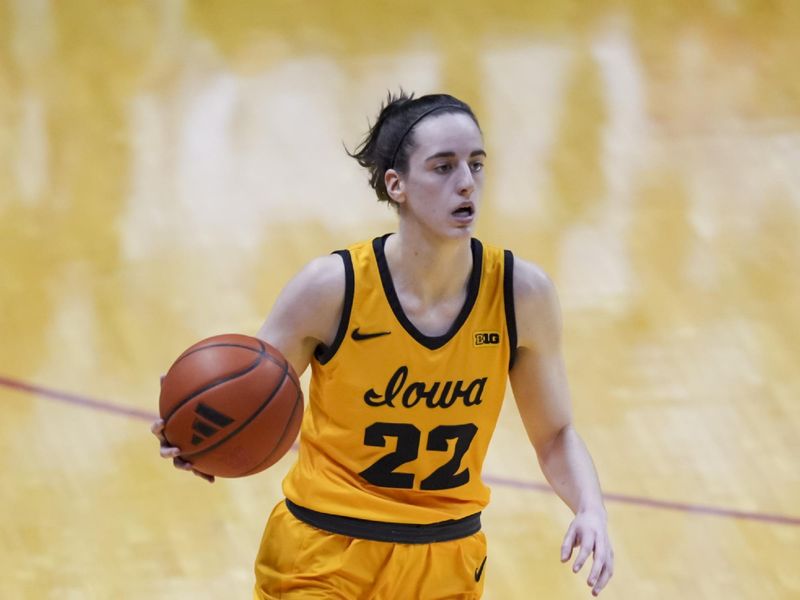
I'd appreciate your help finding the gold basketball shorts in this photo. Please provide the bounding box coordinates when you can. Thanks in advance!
[253,500,488,599]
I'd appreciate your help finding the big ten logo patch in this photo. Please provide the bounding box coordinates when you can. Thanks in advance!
[473,331,500,347]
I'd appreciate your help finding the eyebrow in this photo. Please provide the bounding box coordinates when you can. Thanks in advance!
[424,149,487,161]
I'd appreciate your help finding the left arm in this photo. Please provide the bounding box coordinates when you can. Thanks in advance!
[509,258,614,597]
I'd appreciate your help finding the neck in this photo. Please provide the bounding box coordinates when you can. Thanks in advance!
[384,226,473,305]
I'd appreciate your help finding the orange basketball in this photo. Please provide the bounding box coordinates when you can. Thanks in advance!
[159,334,303,478]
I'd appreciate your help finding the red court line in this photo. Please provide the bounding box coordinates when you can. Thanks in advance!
[0,374,158,422]
[482,475,800,527]
[2,374,799,528]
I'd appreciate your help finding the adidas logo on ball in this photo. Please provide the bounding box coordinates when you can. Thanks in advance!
[191,402,234,445]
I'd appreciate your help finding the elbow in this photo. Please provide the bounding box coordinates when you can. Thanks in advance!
[534,423,574,463]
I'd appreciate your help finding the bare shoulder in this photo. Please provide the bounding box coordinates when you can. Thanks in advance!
[258,253,346,355]
[292,253,346,301]
[512,256,556,302]
[511,256,562,351]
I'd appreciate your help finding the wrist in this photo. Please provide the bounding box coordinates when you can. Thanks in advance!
[577,502,607,519]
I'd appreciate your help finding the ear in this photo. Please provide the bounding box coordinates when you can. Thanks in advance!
[384,169,406,205]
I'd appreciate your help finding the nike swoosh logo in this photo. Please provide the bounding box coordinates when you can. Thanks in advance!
[474,556,487,582]
[351,328,391,341]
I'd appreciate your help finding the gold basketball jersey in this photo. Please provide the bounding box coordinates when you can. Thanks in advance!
[282,234,517,524]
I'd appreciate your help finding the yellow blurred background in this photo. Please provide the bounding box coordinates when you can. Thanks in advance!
[1,1,799,598]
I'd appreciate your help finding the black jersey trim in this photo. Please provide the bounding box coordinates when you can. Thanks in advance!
[504,250,518,370]
[314,250,354,365]
[284,498,481,544]
[373,234,483,350]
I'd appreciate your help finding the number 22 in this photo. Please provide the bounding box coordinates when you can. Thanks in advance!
[359,422,478,490]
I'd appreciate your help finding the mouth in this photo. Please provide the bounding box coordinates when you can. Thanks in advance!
[451,203,475,219]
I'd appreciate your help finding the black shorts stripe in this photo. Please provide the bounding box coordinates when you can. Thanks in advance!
[284,498,481,544]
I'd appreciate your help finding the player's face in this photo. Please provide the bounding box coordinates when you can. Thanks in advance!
[395,112,485,240]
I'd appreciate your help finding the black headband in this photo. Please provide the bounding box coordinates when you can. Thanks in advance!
[389,104,467,169]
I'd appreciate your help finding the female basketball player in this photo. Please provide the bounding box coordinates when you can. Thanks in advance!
[153,92,614,598]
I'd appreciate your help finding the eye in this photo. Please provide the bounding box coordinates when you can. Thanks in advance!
[470,161,484,173]
[434,163,453,174]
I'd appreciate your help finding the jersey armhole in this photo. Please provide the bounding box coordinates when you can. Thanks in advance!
[314,249,354,365]
[503,250,518,370]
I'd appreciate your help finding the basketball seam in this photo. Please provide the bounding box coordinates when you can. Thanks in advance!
[260,350,284,369]
[175,342,264,365]
[162,354,262,424]
[238,384,303,477]
[178,337,285,372]
[179,357,290,460]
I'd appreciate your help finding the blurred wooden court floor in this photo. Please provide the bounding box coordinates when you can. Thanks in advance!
[1,1,799,598]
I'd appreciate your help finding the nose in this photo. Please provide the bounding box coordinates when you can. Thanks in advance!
[456,162,475,197]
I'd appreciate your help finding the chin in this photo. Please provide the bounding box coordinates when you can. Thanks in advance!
[445,224,475,239]
[413,215,476,241]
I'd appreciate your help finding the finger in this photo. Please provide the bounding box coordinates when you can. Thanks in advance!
[587,540,606,587]
[592,562,614,596]
[160,445,181,459]
[151,421,169,444]
[173,457,193,471]
[561,524,577,562]
[572,534,595,573]
[193,470,215,483]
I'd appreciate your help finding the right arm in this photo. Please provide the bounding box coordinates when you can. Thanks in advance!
[152,253,346,480]
[255,253,346,376]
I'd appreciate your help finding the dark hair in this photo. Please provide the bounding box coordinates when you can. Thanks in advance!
[347,91,480,204]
